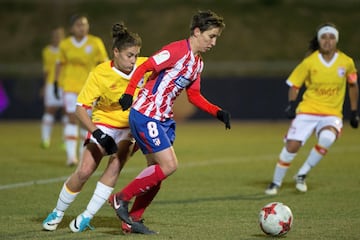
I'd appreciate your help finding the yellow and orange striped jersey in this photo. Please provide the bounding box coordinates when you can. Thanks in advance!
[77,57,150,128]
[59,34,108,94]
[287,50,357,118]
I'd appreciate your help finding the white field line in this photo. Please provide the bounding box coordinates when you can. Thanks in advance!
[0,154,272,191]
[1,144,357,191]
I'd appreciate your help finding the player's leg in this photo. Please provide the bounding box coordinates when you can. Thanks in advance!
[295,124,338,192]
[265,115,316,195]
[42,142,103,231]
[70,136,134,232]
[63,93,79,166]
[110,110,175,229]
[41,83,63,148]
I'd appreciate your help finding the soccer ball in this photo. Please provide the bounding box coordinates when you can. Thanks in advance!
[258,202,293,236]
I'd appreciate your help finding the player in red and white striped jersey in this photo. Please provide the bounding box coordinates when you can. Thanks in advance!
[109,10,231,234]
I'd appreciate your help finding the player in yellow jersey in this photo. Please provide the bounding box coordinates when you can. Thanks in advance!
[42,22,149,232]
[40,27,66,149]
[265,23,359,195]
[54,14,109,166]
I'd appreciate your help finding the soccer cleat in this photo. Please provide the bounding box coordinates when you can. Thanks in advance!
[265,182,280,195]
[69,214,94,232]
[42,210,63,231]
[108,194,132,224]
[294,174,307,192]
[121,219,158,235]
[66,158,78,167]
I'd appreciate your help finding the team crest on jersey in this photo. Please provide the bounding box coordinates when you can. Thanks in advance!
[174,76,191,88]
[337,67,345,77]
[153,50,170,65]
[85,45,93,54]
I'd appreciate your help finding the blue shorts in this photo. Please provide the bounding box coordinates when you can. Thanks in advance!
[129,108,176,154]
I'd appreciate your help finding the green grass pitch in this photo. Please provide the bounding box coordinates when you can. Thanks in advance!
[0,120,359,240]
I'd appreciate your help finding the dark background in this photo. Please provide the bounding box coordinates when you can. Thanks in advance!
[0,0,358,120]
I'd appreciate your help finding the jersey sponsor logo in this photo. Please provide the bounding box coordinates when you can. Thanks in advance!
[153,50,170,65]
[174,76,192,88]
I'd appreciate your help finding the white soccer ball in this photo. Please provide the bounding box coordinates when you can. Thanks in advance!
[259,202,293,236]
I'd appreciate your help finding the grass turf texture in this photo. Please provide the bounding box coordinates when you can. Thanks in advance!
[0,121,359,240]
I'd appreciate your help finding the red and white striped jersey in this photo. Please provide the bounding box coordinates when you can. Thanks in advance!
[133,39,204,121]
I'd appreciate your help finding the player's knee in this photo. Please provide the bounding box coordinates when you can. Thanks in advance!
[279,147,297,164]
[318,129,336,149]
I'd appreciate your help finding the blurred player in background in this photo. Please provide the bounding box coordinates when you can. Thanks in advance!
[40,26,67,149]
[54,14,108,166]
[42,22,149,232]
[265,23,359,195]
[109,10,231,234]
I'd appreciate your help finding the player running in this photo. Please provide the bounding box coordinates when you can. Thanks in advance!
[42,22,150,232]
[265,23,359,195]
[109,10,231,234]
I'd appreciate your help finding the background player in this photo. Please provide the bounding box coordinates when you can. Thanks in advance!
[42,22,150,232]
[265,23,359,195]
[40,26,67,149]
[109,10,231,234]
[54,14,108,166]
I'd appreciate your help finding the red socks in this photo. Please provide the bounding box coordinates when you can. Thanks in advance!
[129,182,161,221]
[120,164,166,201]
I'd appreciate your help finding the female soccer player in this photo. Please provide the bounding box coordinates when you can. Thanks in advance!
[265,23,359,195]
[55,14,108,166]
[42,22,150,232]
[109,10,231,234]
[40,27,66,149]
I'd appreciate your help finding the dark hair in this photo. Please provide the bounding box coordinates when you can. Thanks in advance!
[190,10,225,35]
[308,22,337,53]
[69,14,88,27]
[112,22,142,51]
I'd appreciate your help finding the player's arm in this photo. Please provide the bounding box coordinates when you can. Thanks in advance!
[347,72,359,128]
[284,80,301,119]
[76,73,118,154]
[119,59,155,110]
[186,76,231,129]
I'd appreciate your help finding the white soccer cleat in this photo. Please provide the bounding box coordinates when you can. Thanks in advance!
[294,174,307,192]
[42,210,63,231]
[265,182,280,195]
[69,214,94,232]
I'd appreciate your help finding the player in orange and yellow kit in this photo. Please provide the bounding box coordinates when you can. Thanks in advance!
[43,22,150,232]
[265,23,359,195]
[40,27,66,149]
[54,14,108,166]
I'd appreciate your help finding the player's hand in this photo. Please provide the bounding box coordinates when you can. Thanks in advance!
[350,110,359,129]
[119,93,133,111]
[53,81,59,99]
[284,101,296,119]
[216,110,231,130]
[92,129,118,154]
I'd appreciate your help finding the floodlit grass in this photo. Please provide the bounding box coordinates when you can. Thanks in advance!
[0,120,359,240]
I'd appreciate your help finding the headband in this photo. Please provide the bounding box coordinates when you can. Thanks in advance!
[317,26,339,42]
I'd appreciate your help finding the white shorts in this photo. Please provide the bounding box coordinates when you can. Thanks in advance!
[44,83,63,107]
[86,125,134,145]
[285,114,342,144]
[64,92,78,113]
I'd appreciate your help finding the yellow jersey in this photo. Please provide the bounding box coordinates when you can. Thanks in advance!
[287,50,357,118]
[42,45,64,86]
[59,34,108,94]
[77,58,150,128]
